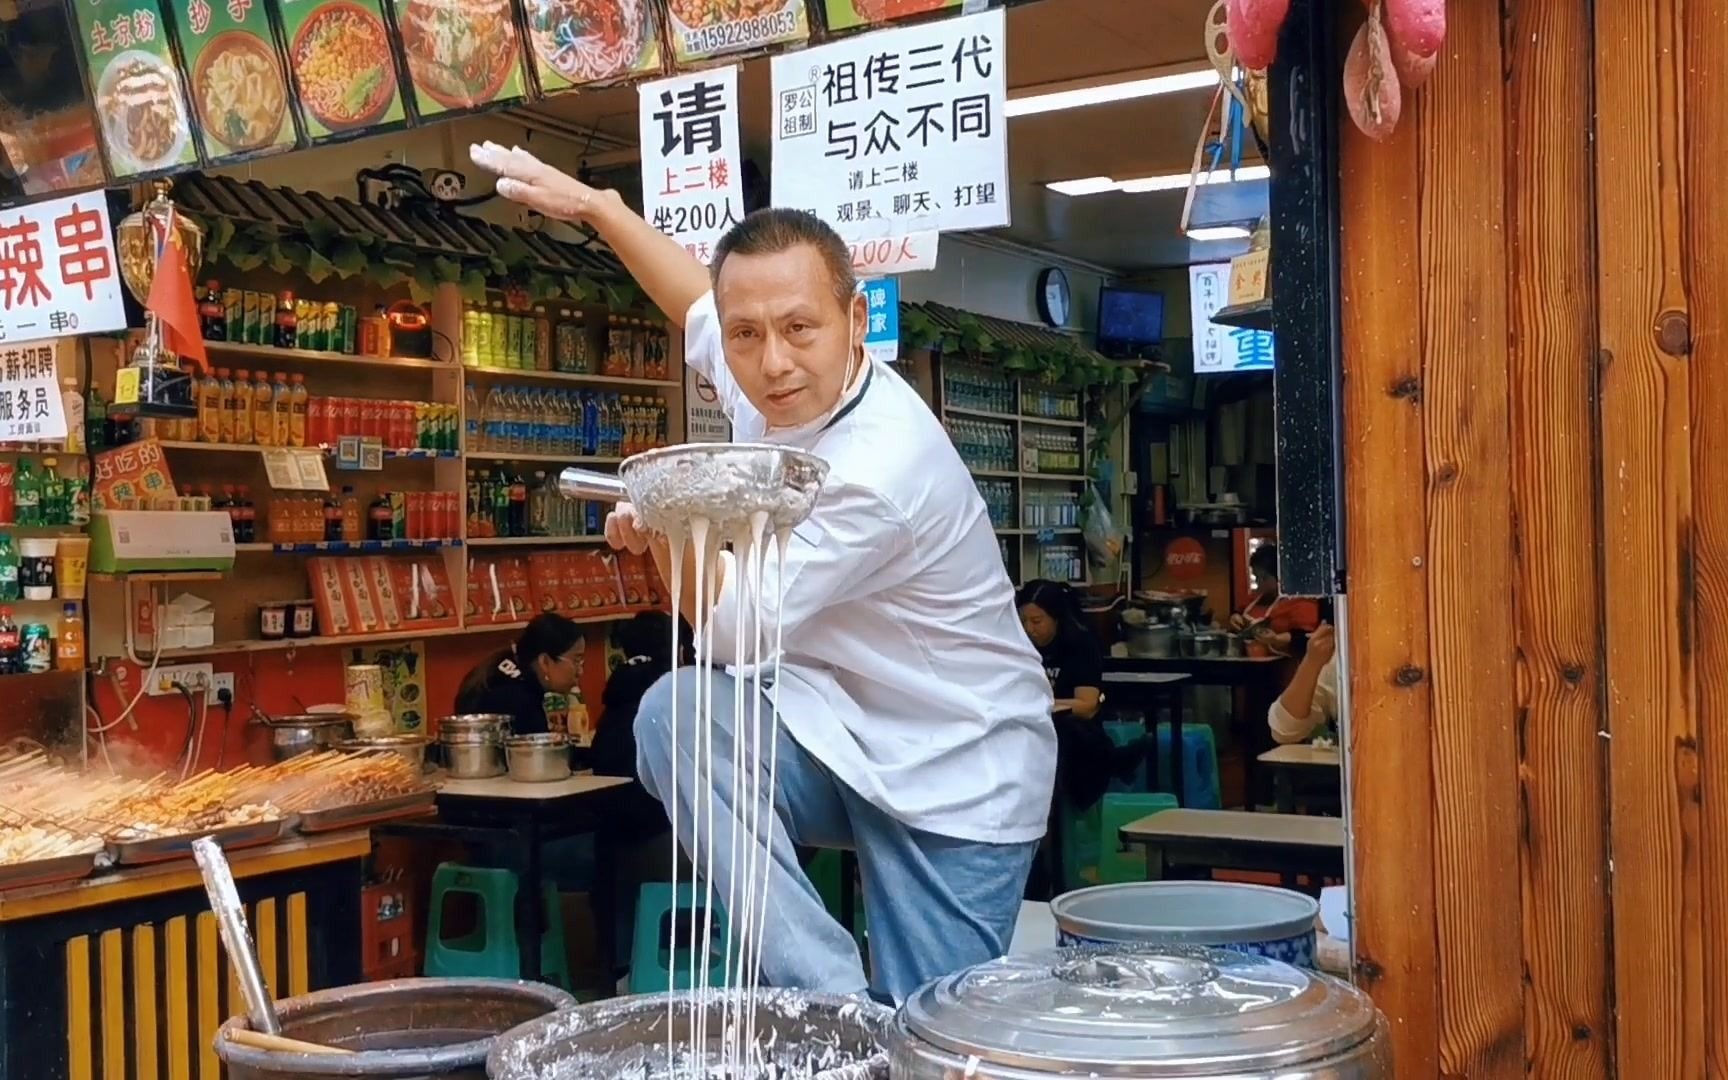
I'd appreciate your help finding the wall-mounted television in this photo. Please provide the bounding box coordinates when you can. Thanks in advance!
[1096,286,1165,358]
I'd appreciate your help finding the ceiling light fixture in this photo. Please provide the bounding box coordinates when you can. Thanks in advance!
[1006,68,1222,117]
[1185,225,1254,242]
[1045,164,1270,198]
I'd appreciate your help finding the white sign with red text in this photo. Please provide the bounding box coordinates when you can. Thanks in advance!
[0,340,69,443]
[640,66,744,266]
[0,192,126,345]
[685,365,730,443]
[771,10,1008,245]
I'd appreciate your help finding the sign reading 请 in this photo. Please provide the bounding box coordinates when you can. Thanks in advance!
[0,193,127,346]
[770,10,1008,244]
[640,66,744,266]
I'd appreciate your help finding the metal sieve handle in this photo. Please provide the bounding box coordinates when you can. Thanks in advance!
[557,468,628,503]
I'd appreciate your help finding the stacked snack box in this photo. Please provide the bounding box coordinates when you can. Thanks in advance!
[307,556,457,639]
[466,550,661,624]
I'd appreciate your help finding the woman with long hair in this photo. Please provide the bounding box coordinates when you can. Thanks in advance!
[454,613,586,735]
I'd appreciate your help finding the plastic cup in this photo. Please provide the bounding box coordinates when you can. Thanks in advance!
[55,536,89,600]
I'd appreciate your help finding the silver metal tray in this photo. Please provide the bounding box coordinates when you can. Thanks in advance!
[0,849,101,891]
[296,791,437,833]
[108,818,287,866]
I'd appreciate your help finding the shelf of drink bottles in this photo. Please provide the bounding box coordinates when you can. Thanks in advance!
[465,452,623,466]
[235,539,464,554]
[204,341,453,371]
[464,366,678,390]
[157,440,461,460]
[465,535,609,547]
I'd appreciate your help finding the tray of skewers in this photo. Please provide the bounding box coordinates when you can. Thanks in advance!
[253,750,438,833]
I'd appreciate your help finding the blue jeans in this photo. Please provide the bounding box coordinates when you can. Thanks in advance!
[635,667,1037,1002]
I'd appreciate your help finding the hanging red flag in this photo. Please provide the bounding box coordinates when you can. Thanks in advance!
[145,207,207,371]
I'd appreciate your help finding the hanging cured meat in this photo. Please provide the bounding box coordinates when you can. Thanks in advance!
[1225,0,1290,70]
[1344,7,1401,141]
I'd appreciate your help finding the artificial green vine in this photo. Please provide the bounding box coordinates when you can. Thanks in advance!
[899,305,1140,393]
[196,215,607,309]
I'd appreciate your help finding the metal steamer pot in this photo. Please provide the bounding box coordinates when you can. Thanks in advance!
[250,707,355,762]
[486,988,893,1079]
[884,945,1391,1079]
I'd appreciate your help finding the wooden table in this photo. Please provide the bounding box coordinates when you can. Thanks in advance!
[382,773,632,983]
[0,830,369,1080]
[1256,743,1342,813]
[1120,808,1345,894]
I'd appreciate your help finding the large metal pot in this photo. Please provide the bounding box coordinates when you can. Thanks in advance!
[439,714,510,742]
[503,733,571,783]
[885,945,1391,1078]
[486,988,892,1079]
[1122,621,1177,659]
[1052,882,1321,968]
[216,977,573,1079]
[443,732,505,779]
[340,734,428,771]
[252,710,355,763]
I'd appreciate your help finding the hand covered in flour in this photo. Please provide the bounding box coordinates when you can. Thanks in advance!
[605,503,652,555]
[468,141,613,224]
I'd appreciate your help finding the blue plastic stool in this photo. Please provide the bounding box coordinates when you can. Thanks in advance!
[629,883,730,994]
[1155,722,1222,809]
[1103,720,1149,793]
[422,863,572,989]
[1098,792,1180,883]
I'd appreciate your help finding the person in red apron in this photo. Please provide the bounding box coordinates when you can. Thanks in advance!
[1231,543,1319,656]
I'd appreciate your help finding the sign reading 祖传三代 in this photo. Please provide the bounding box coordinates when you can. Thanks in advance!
[770,9,1008,245]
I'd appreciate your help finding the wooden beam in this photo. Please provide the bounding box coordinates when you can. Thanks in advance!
[1336,49,1440,1080]
[1595,0,1703,1073]
[1415,2,1524,1072]
[1681,0,1728,1072]
[1504,0,1613,1072]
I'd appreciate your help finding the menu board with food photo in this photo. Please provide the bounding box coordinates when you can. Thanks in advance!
[821,0,978,32]
[171,0,299,161]
[666,0,807,65]
[382,0,529,118]
[274,0,409,141]
[1,0,110,204]
[522,0,664,96]
[70,0,203,178]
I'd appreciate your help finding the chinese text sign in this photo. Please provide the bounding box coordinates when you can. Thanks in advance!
[0,341,69,443]
[639,66,744,266]
[1190,262,1273,374]
[863,276,899,365]
[771,9,1009,243]
[0,193,126,345]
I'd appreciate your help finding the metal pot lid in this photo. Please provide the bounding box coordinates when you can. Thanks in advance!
[896,945,1378,1075]
[1052,882,1320,945]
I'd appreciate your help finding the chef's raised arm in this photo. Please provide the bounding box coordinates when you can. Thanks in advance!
[469,142,710,329]
[703,484,914,666]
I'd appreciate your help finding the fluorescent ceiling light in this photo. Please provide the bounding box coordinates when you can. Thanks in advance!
[1186,226,1253,242]
[1006,69,1222,117]
[1047,165,1270,197]
[1046,176,1120,196]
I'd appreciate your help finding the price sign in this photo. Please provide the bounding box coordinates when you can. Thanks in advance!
[0,193,127,345]
[639,66,744,265]
[771,10,1008,244]
[0,341,69,443]
[848,231,938,274]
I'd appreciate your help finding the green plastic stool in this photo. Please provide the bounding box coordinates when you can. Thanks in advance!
[805,849,844,921]
[629,883,730,994]
[422,863,573,989]
[1103,719,1149,793]
[1098,792,1179,883]
[1059,801,1104,891]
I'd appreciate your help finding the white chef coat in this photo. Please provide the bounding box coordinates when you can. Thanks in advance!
[1269,655,1337,744]
[684,292,1056,845]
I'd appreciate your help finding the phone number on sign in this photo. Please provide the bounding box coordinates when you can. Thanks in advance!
[679,9,799,54]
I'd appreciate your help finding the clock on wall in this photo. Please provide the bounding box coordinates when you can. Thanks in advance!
[1037,268,1071,328]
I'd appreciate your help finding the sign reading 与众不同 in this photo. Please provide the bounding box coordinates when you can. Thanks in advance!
[1190,262,1273,374]
[0,193,126,345]
[771,10,1008,246]
[863,277,899,365]
[640,66,744,265]
[685,365,730,443]
[0,341,69,443]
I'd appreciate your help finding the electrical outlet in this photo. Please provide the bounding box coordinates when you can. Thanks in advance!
[208,673,235,705]
[147,663,214,696]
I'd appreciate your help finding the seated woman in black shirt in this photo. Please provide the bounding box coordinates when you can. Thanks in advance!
[1018,580,1116,812]
[454,613,585,735]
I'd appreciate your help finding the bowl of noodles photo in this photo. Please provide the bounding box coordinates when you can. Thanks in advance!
[96,51,191,174]
[525,0,651,86]
[193,31,288,152]
[399,0,521,111]
[291,2,399,132]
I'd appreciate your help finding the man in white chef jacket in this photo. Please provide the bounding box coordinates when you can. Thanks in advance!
[472,142,1056,1002]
